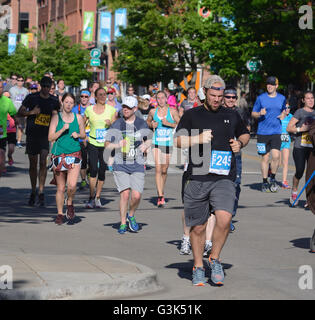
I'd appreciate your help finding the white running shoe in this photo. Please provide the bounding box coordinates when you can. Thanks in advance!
[203,240,212,257]
[85,198,95,209]
[179,236,191,255]
[94,197,103,208]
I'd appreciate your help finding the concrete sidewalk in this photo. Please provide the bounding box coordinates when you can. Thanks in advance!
[0,253,162,300]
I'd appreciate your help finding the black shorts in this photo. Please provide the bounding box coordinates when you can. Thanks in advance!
[26,136,49,155]
[0,138,7,151]
[7,132,17,145]
[256,134,281,155]
[153,144,173,154]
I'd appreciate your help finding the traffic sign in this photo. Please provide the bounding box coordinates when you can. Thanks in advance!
[90,48,101,59]
[246,57,262,72]
[90,58,101,67]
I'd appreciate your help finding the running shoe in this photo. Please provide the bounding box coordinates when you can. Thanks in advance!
[118,224,127,234]
[94,197,103,208]
[108,165,113,172]
[157,196,164,207]
[310,229,315,253]
[179,236,191,255]
[290,192,298,206]
[8,157,14,166]
[127,213,139,232]
[66,204,75,221]
[230,222,236,232]
[281,181,290,189]
[269,179,279,193]
[16,142,23,148]
[55,214,64,225]
[37,193,45,207]
[161,196,166,205]
[261,182,271,193]
[28,192,36,206]
[85,197,95,209]
[208,258,224,285]
[192,267,206,286]
[203,241,212,257]
[79,180,87,189]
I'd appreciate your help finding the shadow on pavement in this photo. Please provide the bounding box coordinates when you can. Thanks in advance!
[290,237,311,250]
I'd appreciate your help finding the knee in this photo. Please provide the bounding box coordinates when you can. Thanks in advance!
[132,192,141,202]
[57,185,66,194]
[191,224,206,237]
[67,183,76,193]
[121,190,130,201]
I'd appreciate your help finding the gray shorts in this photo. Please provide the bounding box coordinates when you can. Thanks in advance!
[183,179,236,227]
[113,171,145,193]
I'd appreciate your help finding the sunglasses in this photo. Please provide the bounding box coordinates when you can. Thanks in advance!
[81,95,89,98]
[225,95,237,99]
[11,77,17,80]
[17,79,24,82]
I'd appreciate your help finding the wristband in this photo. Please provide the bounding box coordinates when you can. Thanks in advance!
[238,140,244,148]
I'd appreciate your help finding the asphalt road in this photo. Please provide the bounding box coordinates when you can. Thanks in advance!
[0,138,314,300]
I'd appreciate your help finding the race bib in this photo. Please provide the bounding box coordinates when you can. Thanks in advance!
[156,127,172,142]
[281,133,290,143]
[301,132,313,148]
[95,128,107,143]
[35,113,51,126]
[257,143,266,154]
[209,150,232,176]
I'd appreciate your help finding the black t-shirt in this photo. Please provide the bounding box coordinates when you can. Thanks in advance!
[175,105,249,182]
[22,92,60,138]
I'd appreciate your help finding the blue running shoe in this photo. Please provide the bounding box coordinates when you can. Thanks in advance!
[127,213,139,232]
[118,224,127,234]
[208,258,224,285]
[192,267,206,286]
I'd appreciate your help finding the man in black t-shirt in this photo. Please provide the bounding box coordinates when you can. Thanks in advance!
[19,76,60,206]
[174,75,250,286]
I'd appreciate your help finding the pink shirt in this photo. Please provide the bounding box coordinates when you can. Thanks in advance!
[7,114,16,133]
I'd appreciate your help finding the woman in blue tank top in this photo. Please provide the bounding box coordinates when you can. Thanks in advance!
[147,90,180,207]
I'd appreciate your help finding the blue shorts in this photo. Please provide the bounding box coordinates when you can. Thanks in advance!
[280,142,290,150]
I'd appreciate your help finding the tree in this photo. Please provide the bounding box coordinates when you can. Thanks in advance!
[0,32,36,79]
[33,24,92,86]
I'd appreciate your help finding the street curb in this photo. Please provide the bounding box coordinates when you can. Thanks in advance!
[0,256,163,300]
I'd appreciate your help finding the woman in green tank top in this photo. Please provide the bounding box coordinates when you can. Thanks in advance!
[48,93,86,225]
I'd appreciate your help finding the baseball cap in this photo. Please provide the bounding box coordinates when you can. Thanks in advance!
[106,87,116,94]
[30,83,38,89]
[122,96,138,108]
[142,94,151,100]
[266,76,279,86]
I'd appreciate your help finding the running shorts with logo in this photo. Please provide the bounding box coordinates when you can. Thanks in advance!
[256,134,281,155]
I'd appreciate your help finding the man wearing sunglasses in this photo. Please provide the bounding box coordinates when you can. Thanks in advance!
[72,89,91,189]
[9,75,29,148]
[223,86,251,232]
[18,76,60,207]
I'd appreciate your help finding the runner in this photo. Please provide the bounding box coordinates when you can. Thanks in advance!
[223,86,250,232]
[18,76,60,206]
[106,87,122,114]
[6,114,17,166]
[286,91,315,206]
[0,80,17,176]
[72,89,91,189]
[147,90,180,207]
[9,75,29,148]
[89,81,100,105]
[105,96,151,234]
[280,103,293,189]
[84,87,117,208]
[55,79,66,102]
[174,75,250,286]
[251,76,287,193]
[48,93,85,225]
[179,87,200,117]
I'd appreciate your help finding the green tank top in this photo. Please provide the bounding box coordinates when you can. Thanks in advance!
[51,112,81,156]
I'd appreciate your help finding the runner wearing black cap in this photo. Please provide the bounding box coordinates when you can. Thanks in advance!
[251,76,287,193]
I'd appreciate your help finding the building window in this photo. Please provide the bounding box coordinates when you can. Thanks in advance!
[19,12,29,33]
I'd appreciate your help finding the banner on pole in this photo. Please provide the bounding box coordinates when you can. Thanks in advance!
[8,33,16,55]
[82,11,95,42]
[114,8,127,39]
[100,11,111,43]
[21,34,29,47]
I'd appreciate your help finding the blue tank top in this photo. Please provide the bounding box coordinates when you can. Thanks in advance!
[152,107,175,146]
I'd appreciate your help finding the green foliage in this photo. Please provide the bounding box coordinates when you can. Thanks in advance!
[101,0,314,87]
[0,25,93,86]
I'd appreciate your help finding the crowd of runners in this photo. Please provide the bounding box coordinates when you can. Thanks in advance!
[0,71,314,286]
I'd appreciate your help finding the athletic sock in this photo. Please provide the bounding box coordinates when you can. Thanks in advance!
[263,178,268,184]
[270,174,276,180]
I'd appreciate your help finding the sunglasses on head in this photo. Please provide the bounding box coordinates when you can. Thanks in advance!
[225,95,237,99]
